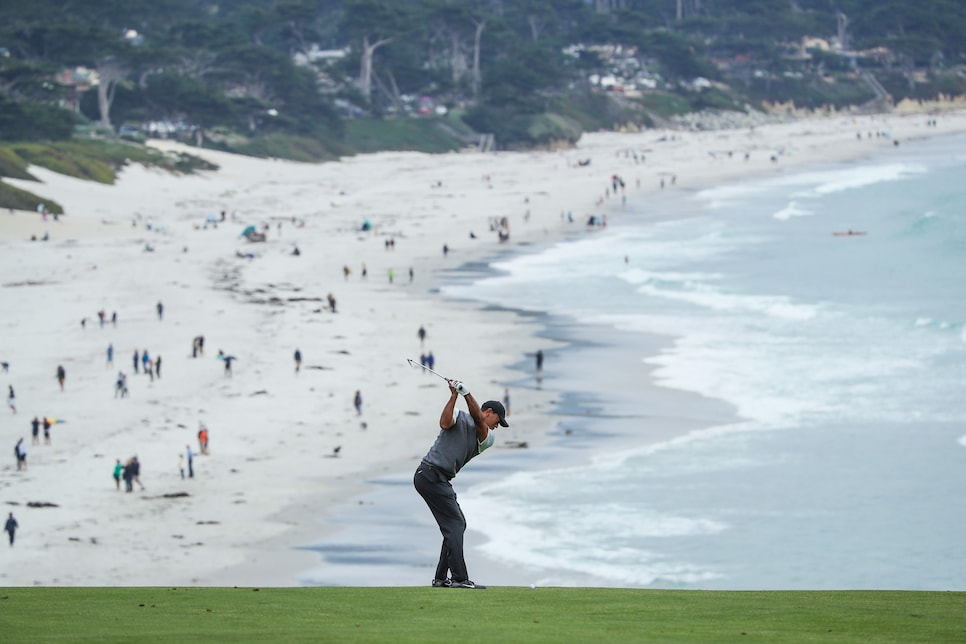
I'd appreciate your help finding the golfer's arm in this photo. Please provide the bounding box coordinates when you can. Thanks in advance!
[464,393,488,442]
[439,390,459,430]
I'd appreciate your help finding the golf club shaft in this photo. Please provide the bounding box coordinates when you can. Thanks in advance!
[407,358,449,381]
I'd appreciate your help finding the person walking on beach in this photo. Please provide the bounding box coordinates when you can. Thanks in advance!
[56,365,66,391]
[4,512,17,546]
[113,458,123,490]
[414,378,508,589]
[115,372,128,398]
[198,424,209,455]
[128,455,144,491]
[122,458,134,492]
[218,351,235,377]
[294,348,302,373]
[14,438,26,471]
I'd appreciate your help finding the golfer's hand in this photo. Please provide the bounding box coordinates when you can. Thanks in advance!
[452,381,470,396]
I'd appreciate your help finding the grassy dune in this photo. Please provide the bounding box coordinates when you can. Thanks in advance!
[1,587,963,642]
[0,139,217,213]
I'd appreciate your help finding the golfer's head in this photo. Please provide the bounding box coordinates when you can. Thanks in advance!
[481,401,509,429]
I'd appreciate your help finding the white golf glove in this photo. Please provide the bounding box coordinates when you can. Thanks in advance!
[453,381,470,396]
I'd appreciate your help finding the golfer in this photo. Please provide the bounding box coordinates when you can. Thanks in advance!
[414,378,508,589]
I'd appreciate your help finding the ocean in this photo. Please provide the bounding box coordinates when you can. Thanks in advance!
[303,132,966,590]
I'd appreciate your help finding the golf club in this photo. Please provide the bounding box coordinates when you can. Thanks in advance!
[406,357,449,382]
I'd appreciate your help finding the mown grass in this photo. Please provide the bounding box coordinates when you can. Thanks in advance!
[0,587,962,643]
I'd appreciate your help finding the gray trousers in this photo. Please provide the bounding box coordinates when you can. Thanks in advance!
[414,464,468,582]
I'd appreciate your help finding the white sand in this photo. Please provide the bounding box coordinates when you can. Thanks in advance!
[1,109,965,587]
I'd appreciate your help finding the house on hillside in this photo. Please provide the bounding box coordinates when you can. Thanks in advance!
[55,66,98,112]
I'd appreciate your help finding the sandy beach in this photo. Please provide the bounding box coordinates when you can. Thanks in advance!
[2,107,965,587]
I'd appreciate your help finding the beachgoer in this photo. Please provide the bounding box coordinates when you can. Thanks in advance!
[122,458,134,492]
[198,424,209,454]
[115,372,128,398]
[113,459,123,490]
[15,438,27,470]
[42,417,51,444]
[4,512,17,546]
[129,455,144,490]
[218,351,235,376]
[56,365,65,391]
[413,379,508,589]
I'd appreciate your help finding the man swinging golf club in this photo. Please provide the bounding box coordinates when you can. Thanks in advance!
[414,377,508,589]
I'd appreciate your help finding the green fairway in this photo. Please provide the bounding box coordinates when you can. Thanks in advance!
[0,587,964,642]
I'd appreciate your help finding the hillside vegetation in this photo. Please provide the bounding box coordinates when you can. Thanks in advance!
[1,1,964,163]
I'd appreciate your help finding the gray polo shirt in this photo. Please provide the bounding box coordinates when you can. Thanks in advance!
[421,410,495,479]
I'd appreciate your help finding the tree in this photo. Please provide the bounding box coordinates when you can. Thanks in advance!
[341,0,413,103]
[95,55,128,127]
